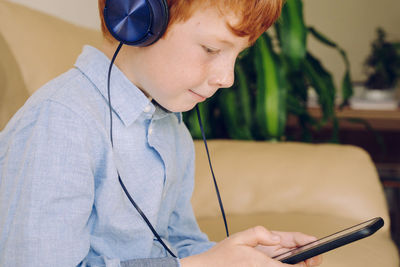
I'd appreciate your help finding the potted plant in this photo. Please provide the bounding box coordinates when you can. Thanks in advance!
[363,28,400,101]
[184,0,353,142]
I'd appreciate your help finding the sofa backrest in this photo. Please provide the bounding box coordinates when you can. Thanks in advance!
[0,32,28,129]
[0,0,102,129]
[192,140,390,226]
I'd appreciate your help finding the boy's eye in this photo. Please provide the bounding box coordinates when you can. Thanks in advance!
[202,45,220,55]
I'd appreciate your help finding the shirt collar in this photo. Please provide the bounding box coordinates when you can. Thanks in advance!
[74,45,181,126]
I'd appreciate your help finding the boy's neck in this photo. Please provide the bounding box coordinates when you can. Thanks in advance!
[100,40,151,99]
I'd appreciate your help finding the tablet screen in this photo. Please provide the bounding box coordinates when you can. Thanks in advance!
[272,218,380,261]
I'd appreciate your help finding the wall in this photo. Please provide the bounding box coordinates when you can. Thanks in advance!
[7,0,400,89]
[304,0,400,89]
[7,0,99,30]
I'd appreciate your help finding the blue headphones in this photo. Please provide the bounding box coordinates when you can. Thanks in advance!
[103,0,169,46]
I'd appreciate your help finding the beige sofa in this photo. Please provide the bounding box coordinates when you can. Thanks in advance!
[0,1,399,266]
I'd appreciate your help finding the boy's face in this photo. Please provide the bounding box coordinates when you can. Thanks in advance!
[121,7,250,112]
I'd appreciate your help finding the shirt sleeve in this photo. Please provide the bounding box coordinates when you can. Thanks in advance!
[166,137,215,259]
[120,257,180,267]
[0,100,95,266]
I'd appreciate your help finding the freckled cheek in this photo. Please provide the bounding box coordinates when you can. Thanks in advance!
[150,49,210,95]
[170,62,209,91]
[186,58,211,84]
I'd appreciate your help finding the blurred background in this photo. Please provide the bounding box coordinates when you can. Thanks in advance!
[6,0,400,252]
[7,0,400,85]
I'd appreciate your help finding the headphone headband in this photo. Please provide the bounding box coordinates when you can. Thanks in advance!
[104,0,169,46]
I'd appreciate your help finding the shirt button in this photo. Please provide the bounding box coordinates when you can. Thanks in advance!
[144,105,152,113]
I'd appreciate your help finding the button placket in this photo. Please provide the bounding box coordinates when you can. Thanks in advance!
[144,104,155,136]
[144,104,152,113]
[147,120,154,139]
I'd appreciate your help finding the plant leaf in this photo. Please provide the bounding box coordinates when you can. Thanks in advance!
[304,52,336,125]
[276,0,307,70]
[254,33,287,140]
[217,63,253,140]
[308,27,353,106]
[183,102,211,139]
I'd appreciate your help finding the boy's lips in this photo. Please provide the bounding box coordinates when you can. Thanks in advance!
[189,89,207,101]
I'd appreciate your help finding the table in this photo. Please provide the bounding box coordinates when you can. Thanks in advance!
[288,107,400,131]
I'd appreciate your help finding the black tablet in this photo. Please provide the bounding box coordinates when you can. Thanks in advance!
[272,217,384,264]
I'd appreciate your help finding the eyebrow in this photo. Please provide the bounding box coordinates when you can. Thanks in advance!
[215,37,234,47]
[214,36,251,51]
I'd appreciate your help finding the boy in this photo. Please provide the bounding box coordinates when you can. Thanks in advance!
[0,0,322,266]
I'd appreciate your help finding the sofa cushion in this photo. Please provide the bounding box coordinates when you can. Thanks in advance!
[197,213,399,267]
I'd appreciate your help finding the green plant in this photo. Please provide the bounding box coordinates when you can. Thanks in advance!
[364,28,400,89]
[184,0,353,142]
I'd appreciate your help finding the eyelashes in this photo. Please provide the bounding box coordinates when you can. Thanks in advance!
[202,45,220,55]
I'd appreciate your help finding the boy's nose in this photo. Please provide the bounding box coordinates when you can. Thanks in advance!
[209,60,235,89]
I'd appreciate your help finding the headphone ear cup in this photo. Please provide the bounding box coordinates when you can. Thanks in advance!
[104,0,169,46]
[145,0,168,45]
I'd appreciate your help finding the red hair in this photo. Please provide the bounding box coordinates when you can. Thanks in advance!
[98,0,283,44]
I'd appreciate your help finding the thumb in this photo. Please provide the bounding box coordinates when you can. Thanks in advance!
[231,226,281,247]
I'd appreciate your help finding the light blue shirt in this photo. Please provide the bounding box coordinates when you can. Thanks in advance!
[0,45,214,266]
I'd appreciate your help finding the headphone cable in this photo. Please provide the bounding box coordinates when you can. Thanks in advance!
[107,42,176,258]
[195,105,229,237]
[107,42,230,259]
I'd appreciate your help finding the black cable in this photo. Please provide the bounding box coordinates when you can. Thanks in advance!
[107,42,123,147]
[195,105,230,237]
[107,41,230,258]
[117,173,177,258]
[107,42,176,258]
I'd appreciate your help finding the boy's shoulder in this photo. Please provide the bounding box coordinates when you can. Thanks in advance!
[11,46,109,126]
[20,67,97,120]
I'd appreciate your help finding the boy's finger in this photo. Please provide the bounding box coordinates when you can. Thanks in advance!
[272,231,317,247]
[231,226,281,247]
[293,262,307,267]
[280,261,307,267]
[305,255,323,266]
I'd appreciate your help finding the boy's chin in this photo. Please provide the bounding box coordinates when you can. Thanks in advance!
[177,103,198,113]
[167,105,197,113]
[154,100,197,113]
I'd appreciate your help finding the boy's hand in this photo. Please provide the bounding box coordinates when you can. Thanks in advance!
[255,231,323,266]
[180,226,322,267]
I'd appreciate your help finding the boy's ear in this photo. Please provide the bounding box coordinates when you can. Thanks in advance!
[103,0,169,47]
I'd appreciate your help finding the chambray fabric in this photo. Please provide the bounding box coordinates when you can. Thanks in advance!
[120,258,179,267]
[0,45,214,267]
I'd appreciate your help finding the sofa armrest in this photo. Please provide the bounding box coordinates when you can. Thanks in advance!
[192,140,390,231]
